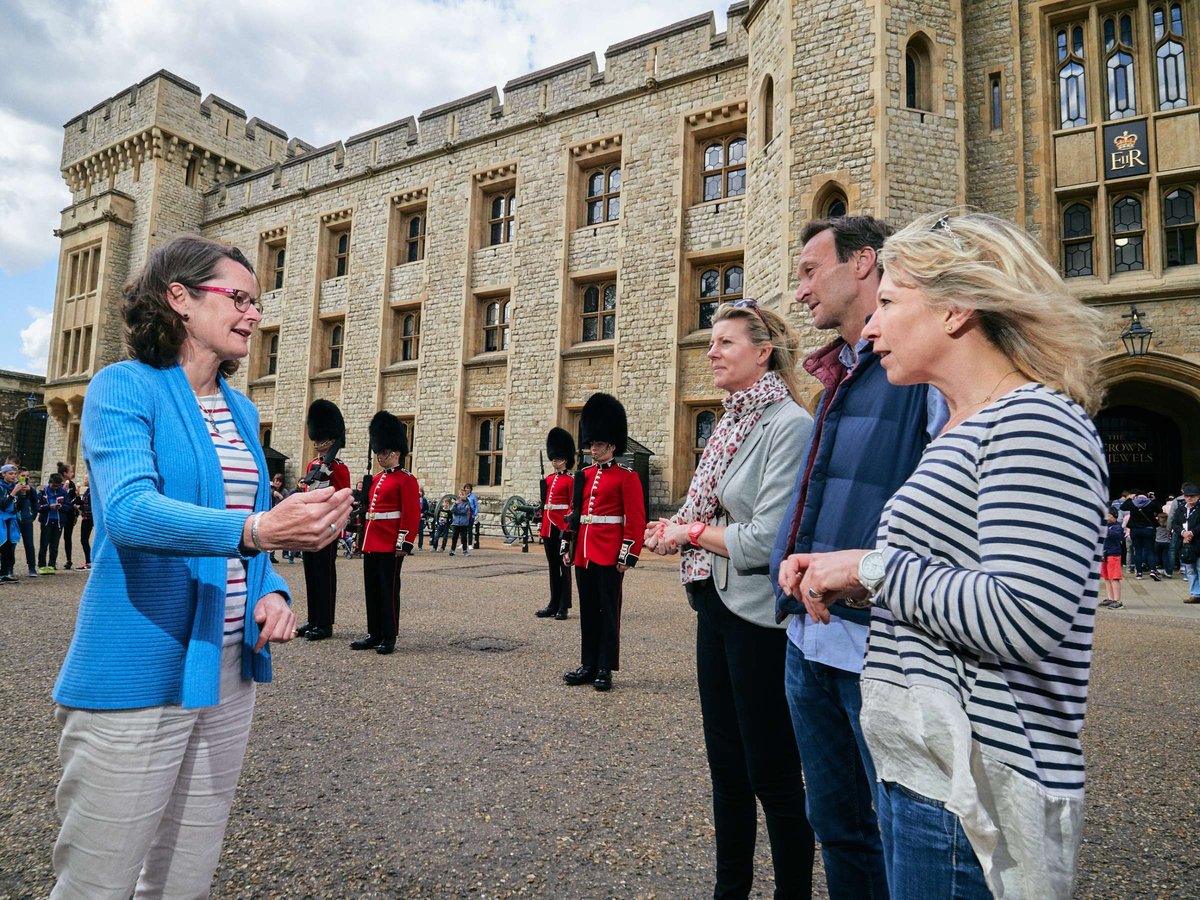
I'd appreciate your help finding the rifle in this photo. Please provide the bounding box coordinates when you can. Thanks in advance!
[562,460,586,564]
[538,451,547,507]
[301,434,346,487]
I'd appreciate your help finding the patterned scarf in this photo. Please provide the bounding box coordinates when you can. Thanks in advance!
[673,370,790,583]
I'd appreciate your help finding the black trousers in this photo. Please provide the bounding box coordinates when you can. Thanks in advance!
[542,525,572,612]
[19,521,35,572]
[450,524,470,552]
[302,541,338,629]
[38,522,61,568]
[0,540,13,577]
[363,551,404,639]
[575,563,623,671]
[689,578,814,900]
[79,519,92,565]
[62,517,75,564]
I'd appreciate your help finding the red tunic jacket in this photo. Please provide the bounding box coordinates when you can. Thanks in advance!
[302,456,351,493]
[539,470,573,537]
[360,467,421,554]
[566,462,646,568]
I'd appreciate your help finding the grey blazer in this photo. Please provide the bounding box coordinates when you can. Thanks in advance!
[711,397,814,628]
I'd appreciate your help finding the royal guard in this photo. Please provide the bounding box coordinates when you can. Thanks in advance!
[297,399,350,641]
[561,393,646,692]
[536,427,575,620]
[351,411,420,656]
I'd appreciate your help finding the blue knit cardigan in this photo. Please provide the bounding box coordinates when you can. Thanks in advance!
[53,361,290,710]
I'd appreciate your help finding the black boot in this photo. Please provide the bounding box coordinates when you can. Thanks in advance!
[535,605,556,618]
[376,638,396,655]
[350,634,382,650]
[563,666,596,686]
[295,622,314,637]
[593,669,612,692]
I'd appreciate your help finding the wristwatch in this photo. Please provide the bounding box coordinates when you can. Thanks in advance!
[687,521,708,546]
[857,549,887,599]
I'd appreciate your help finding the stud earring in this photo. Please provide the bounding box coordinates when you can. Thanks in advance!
[945,324,953,332]
[181,313,190,321]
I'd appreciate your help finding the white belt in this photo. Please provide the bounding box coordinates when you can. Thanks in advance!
[546,503,570,510]
[580,515,623,524]
[366,511,401,520]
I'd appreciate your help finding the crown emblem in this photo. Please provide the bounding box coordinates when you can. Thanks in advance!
[1114,130,1138,150]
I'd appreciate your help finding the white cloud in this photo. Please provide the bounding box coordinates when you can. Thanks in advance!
[19,306,52,375]
[0,110,71,275]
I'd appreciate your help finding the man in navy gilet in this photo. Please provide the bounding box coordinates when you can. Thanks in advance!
[770,216,946,899]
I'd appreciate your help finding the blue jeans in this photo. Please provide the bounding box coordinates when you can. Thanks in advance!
[1185,560,1200,598]
[876,782,991,900]
[784,642,888,899]
[1129,527,1155,573]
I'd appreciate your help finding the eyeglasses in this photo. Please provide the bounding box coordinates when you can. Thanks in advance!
[187,284,263,313]
[722,297,770,329]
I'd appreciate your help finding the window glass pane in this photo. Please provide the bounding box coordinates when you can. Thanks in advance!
[603,284,617,310]
[699,301,718,330]
[502,301,511,323]
[703,174,723,202]
[1166,226,1198,266]
[491,195,504,218]
[1057,30,1068,62]
[487,302,499,325]
[607,197,620,220]
[269,334,279,354]
[1120,14,1133,46]
[906,53,917,107]
[507,194,516,215]
[827,197,848,218]
[1073,26,1084,56]
[727,138,746,166]
[1113,235,1144,272]
[403,315,415,337]
[1064,240,1094,277]
[1171,3,1184,35]
[1154,7,1166,41]
[704,143,724,170]
[727,168,746,197]
[584,286,599,312]
[587,200,603,225]
[330,348,341,368]
[1104,19,1116,52]
[495,420,505,451]
[338,233,349,253]
[477,456,491,486]
[700,269,720,297]
[602,314,615,340]
[1113,196,1143,231]
[724,266,744,296]
[1164,189,1196,225]
[696,411,716,446]
[408,215,422,238]
[1063,203,1092,238]
[490,222,503,245]
[587,172,604,197]
[1108,50,1137,118]
[493,454,503,484]
[609,168,621,191]
[1157,39,1188,109]
[583,318,598,341]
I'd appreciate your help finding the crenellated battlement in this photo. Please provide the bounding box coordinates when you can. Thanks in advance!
[202,5,748,218]
[61,70,295,195]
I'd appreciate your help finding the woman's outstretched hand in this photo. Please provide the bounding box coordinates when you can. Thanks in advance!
[248,486,353,553]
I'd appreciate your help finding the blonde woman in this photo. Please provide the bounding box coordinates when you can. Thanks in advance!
[649,301,815,898]
[779,212,1107,899]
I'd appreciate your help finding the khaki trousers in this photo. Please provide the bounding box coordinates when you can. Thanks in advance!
[52,644,256,899]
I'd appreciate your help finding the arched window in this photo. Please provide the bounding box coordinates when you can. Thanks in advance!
[1164,187,1197,267]
[476,416,504,486]
[1112,195,1145,272]
[1104,14,1138,119]
[334,230,351,277]
[819,186,849,219]
[701,135,747,202]
[1062,202,1094,277]
[581,282,617,342]
[483,298,511,352]
[1057,25,1088,128]
[261,427,272,449]
[401,311,421,360]
[760,75,775,146]
[328,322,344,368]
[404,211,426,262]
[905,34,933,111]
[272,247,286,290]
[585,165,621,224]
[693,407,722,470]
[1154,4,1189,110]
[697,262,743,330]
[267,332,279,375]
[488,190,516,245]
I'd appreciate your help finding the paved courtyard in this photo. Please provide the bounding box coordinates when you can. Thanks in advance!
[1,542,1197,898]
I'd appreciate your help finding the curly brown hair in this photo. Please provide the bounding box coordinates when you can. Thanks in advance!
[123,235,255,377]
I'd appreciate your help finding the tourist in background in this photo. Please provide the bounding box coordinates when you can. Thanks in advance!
[1174,482,1200,603]
[1120,492,1161,580]
[1100,511,1125,609]
[0,464,23,583]
[76,478,92,570]
[38,471,69,574]
[50,234,351,899]
[58,462,79,570]
[648,301,814,899]
[15,467,38,577]
[448,489,472,556]
[782,212,1107,899]
[432,496,452,551]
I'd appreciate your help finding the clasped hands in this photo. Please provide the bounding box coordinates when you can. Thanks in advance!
[778,549,871,624]
[643,519,691,556]
[242,486,353,555]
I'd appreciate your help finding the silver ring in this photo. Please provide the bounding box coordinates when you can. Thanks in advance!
[807,588,821,599]
[330,522,339,533]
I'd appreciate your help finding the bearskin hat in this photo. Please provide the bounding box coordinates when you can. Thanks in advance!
[579,392,628,457]
[369,410,408,459]
[545,427,576,469]
[306,399,345,443]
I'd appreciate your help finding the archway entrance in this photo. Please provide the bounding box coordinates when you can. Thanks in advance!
[1097,353,1200,499]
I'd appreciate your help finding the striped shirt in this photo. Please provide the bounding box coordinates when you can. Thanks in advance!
[198,394,259,648]
[860,384,1106,899]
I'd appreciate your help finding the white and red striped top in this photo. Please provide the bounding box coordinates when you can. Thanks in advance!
[197,394,260,647]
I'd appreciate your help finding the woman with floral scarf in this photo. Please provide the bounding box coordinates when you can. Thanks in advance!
[647,301,814,899]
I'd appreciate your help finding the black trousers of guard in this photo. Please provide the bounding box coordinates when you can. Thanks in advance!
[302,541,338,629]
[542,525,572,613]
[575,563,623,671]
[363,551,404,639]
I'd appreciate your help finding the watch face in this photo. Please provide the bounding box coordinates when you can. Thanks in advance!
[861,550,886,583]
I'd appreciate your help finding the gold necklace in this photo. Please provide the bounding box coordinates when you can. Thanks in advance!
[979,368,1022,404]
[943,369,1022,432]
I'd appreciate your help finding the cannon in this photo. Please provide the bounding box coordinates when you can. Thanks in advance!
[500,494,541,552]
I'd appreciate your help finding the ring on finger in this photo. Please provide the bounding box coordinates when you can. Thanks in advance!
[807,588,821,599]
[329,522,339,533]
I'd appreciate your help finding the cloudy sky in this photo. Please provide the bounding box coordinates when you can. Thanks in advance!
[0,0,727,375]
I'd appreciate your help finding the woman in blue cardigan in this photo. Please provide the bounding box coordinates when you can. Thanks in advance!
[51,236,352,899]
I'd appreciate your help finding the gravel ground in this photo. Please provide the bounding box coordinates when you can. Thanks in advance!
[1,546,1197,898]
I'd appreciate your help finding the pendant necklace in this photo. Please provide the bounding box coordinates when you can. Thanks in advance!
[943,369,1022,433]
